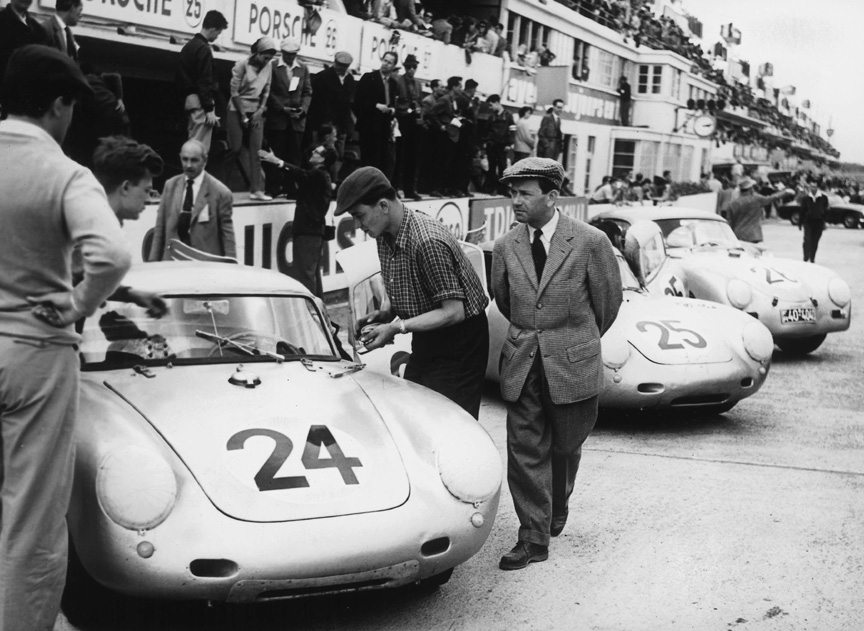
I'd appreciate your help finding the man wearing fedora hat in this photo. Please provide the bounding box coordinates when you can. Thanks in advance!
[395,53,423,200]
[491,157,622,570]
[334,166,489,419]
[723,176,794,243]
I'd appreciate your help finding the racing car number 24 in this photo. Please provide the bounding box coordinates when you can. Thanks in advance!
[227,425,363,492]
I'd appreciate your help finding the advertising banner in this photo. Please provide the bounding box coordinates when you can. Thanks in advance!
[358,21,440,79]
[47,0,206,34]
[469,197,590,242]
[502,66,538,108]
[233,0,359,64]
[563,84,620,126]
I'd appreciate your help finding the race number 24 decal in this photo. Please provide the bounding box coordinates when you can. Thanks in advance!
[227,425,362,492]
[636,320,707,350]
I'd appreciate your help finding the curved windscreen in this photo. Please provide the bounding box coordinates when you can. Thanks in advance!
[655,218,739,247]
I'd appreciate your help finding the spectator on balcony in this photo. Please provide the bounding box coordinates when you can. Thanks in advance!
[617,75,631,126]
[344,0,371,20]
[537,99,564,160]
[480,94,514,194]
[473,21,496,54]
[425,76,462,197]
[430,14,453,44]
[394,0,425,30]
[226,36,277,201]
[307,51,356,183]
[353,50,399,179]
[454,78,479,196]
[513,106,535,162]
[492,23,507,57]
[538,43,556,67]
[394,54,423,200]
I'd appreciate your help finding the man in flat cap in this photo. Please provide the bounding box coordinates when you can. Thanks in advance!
[491,157,622,570]
[723,176,794,244]
[0,44,131,629]
[335,167,489,419]
[307,50,356,182]
[263,37,312,197]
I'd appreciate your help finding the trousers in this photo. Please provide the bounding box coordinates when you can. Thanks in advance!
[802,222,824,263]
[0,336,79,631]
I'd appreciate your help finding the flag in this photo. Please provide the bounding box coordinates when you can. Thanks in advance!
[780,85,796,95]
[758,62,773,77]
[721,23,742,45]
[802,99,811,109]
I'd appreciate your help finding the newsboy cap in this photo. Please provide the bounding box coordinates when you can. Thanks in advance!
[334,166,394,216]
[738,176,757,191]
[334,51,353,65]
[500,157,565,190]
[1,44,92,105]
[280,37,301,53]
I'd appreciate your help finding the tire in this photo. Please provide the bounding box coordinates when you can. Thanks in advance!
[776,334,827,356]
[789,210,801,226]
[843,213,860,229]
[418,567,454,588]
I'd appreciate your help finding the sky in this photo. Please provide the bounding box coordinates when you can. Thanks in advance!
[680,0,864,165]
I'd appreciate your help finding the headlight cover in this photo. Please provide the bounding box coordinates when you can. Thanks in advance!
[742,321,774,363]
[726,279,753,310]
[827,277,851,307]
[602,336,631,369]
[437,431,502,504]
[97,446,177,530]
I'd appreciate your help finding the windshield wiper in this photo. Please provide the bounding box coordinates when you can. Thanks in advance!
[195,330,285,362]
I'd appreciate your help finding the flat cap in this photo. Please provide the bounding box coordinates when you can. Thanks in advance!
[334,166,394,216]
[1,44,92,104]
[738,176,755,191]
[334,51,353,65]
[500,157,565,190]
[280,37,301,53]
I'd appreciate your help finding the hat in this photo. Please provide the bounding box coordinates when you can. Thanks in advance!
[334,167,394,216]
[280,37,300,53]
[738,177,756,191]
[334,51,353,65]
[500,157,565,190]
[1,44,92,104]
[403,54,419,68]
[254,36,278,53]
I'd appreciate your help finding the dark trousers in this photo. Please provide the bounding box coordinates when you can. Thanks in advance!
[803,222,824,263]
[485,143,508,194]
[263,125,303,197]
[404,313,489,420]
[291,234,324,297]
[620,100,631,126]
[358,126,394,180]
[506,353,598,546]
[454,124,475,194]
[395,117,421,196]
[428,129,455,193]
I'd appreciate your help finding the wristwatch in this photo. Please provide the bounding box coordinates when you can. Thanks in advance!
[397,318,408,334]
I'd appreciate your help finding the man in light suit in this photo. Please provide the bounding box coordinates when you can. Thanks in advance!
[149,139,236,261]
[42,0,81,61]
[536,99,564,160]
[263,37,312,197]
[491,157,622,570]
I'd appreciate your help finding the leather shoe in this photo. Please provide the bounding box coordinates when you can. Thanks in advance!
[499,542,548,570]
[550,513,568,537]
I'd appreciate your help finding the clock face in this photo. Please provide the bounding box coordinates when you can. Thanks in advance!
[693,115,717,137]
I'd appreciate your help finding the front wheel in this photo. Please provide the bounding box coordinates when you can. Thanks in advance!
[418,567,454,588]
[843,213,860,229]
[789,210,802,226]
[776,334,827,356]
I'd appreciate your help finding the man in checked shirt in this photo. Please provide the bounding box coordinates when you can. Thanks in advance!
[335,166,489,419]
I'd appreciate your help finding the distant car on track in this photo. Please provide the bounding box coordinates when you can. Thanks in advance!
[589,207,853,355]
[65,261,502,620]
[776,196,864,229]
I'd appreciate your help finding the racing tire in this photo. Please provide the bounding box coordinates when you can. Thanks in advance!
[789,210,801,226]
[695,402,736,416]
[775,334,827,356]
[418,567,454,589]
[843,213,860,229]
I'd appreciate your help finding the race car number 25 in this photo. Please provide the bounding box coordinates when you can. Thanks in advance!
[227,425,362,492]
[636,320,707,350]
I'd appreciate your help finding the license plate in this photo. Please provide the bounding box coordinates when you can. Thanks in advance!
[781,307,816,324]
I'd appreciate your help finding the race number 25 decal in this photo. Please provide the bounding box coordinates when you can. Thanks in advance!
[227,425,362,492]
[636,320,707,350]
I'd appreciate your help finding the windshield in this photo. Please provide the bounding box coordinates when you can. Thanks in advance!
[615,253,642,291]
[655,218,740,248]
[81,294,337,370]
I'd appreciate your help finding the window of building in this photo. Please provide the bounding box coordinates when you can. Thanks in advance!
[572,39,590,81]
[584,135,596,193]
[673,69,682,101]
[637,65,663,94]
[638,141,660,177]
[592,48,620,89]
[612,139,636,180]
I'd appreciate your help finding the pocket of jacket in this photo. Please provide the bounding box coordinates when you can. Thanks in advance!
[566,338,600,363]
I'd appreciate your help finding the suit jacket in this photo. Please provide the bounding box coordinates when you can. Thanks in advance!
[800,193,828,227]
[491,213,622,405]
[266,59,312,133]
[149,173,236,261]
[0,6,47,79]
[353,70,398,134]
[308,65,356,134]
[536,111,562,157]
[42,15,77,59]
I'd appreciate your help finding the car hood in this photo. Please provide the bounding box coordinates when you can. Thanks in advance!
[101,362,410,522]
[614,292,733,365]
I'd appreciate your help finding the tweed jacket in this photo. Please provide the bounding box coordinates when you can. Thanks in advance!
[491,212,622,405]
[149,173,236,261]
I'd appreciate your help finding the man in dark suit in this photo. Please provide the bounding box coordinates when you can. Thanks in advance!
[799,182,829,263]
[394,53,423,199]
[41,0,81,60]
[491,157,622,570]
[0,0,47,82]
[307,51,356,182]
[264,37,312,196]
[536,99,564,160]
[149,139,236,261]
[353,50,399,179]
[425,75,462,197]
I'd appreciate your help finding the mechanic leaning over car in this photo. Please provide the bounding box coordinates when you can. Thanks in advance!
[0,45,131,630]
[335,166,490,420]
[722,176,795,243]
[491,158,623,571]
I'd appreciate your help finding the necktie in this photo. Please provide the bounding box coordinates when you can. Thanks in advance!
[532,229,546,281]
[65,27,77,61]
[178,179,194,244]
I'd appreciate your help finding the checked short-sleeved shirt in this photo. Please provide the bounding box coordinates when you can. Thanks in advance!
[378,208,488,320]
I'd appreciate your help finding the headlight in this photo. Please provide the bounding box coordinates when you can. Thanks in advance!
[97,446,177,530]
[602,336,631,369]
[437,430,502,504]
[726,279,752,309]
[828,278,851,307]
[742,321,774,363]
